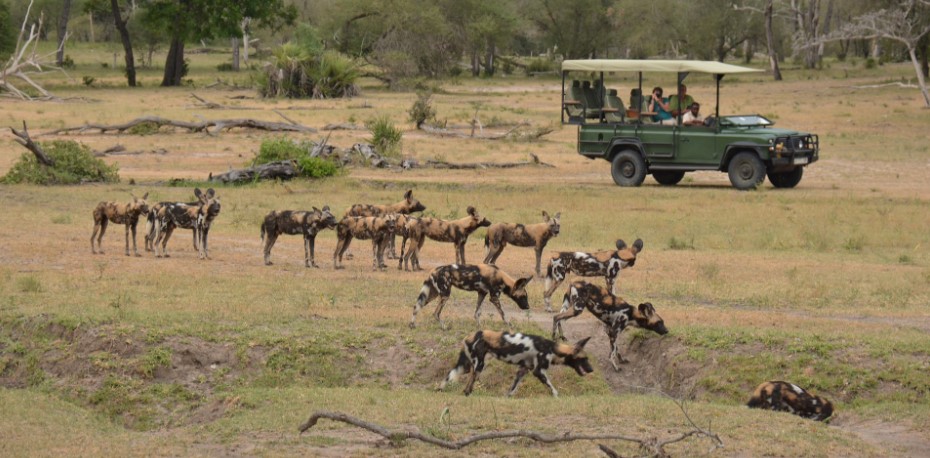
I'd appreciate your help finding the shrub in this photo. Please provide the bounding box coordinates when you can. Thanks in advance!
[2,140,120,185]
[259,33,359,99]
[408,91,436,128]
[366,116,402,158]
[297,156,340,178]
[524,58,555,76]
[254,136,308,164]
[216,62,234,72]
[127,122,160,135]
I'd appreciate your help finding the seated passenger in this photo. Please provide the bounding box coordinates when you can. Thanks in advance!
[668,84,695,117]
[648,87,674,125]
[682,102,705,126]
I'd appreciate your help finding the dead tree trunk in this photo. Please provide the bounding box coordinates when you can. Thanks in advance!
[765,0,783,81]
[231,37,240,71]
[10,122,54,166]
[162,38,185,87]
[209,160,300,184]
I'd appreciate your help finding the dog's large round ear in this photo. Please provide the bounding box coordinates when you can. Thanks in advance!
[141,192,149,200]
[574,336,592,353]
[194,188,204,202]
[554,212,561,220]
[322,205,330,212]
[467,206,477,216]
[542,210,550,221]
[615,239,628,250]
[514,276,533,291]
[404,189,413,200]
[638,302,655,316]
[312,206,320,213]
[206,188,216,199]
[632,238,644,253]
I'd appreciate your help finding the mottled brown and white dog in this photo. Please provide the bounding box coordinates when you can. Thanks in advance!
[542,238,644,312]
[395,214,424,271]
[484,211,561,276]
[410,206,491,265]
[409,264,532,329]
[440,330,593,397]
[345,189,426,259]
[260,206,337,267]
[144,200,199,253]
[747,381,834,421]
[332,214,397,270]
[552,280,667,371]
[150,188,220,259]
[90,192,150,256]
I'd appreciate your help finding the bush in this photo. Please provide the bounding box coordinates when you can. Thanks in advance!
[216,62,234,72]
[254,136,308,164]
[524,58,555,76]
[297,156,340,178]
[258,35,359,99]
[366,116,402,158]
[2,140,120,185]
[408,91,436,128]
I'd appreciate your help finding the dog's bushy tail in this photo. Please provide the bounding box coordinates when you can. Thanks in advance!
[440,349,472,390]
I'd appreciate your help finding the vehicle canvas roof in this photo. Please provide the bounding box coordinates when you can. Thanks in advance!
[561,59,763,75]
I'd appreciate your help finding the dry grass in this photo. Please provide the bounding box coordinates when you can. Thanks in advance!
[1,44,929,456]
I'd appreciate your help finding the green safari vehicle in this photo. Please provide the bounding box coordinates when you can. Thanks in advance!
[560,59,819,190]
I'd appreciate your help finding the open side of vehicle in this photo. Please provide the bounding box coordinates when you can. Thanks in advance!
[560,59,819,190]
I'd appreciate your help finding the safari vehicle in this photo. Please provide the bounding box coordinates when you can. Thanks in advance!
[560,60,819,190]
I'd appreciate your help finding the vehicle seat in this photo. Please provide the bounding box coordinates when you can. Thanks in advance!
[581,81,603,118]
[603,89,625,123]
[564,80,585,122]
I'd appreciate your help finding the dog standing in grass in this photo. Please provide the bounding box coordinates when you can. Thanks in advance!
[344,189,426,259]
[747,381,834,421]
[409,206,491,265]
[484,211,560,276]
[409,264,532,329]
[552,280,667,371]
[260,206,337,267]
[542,238,644,312]
[90,192,150,256]
[333,214,397,270]
[440,330,593,397]
[150,188,220,259]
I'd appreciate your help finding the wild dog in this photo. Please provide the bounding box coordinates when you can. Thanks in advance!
[542,238,644,312]
[413,206,491,265]
[332,214,397,270]
[151,188,220,259]
[552,281,667,371]
[409,264,532,329]
[747,381,834,421]
[484,211,561,276]
[345,189,426,259]
[144,200,198,253]
[90,192,150,256]
[260,206,337,267]
[440,330,593,397]
[395,214,424,271]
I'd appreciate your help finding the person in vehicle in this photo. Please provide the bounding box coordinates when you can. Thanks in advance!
[682,102,704,126]
[648,87,674,125]
[668,84,694,117]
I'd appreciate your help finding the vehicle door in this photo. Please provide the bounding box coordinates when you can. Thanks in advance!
[674,124,718,165]
[638,123,676,160]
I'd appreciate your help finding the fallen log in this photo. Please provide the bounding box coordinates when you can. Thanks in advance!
[208,160,300,184]
[420,153,553,169]
[322,123,363,131]
[43,116,317,136]
[420,123,553,141]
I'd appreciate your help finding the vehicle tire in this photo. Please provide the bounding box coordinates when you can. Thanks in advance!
[611,150,647,187]
[652,171,685,186]
[767,167,804,188]
[727,152,766,190]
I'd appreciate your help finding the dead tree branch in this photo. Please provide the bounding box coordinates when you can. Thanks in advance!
[420,124,553,141]
[421,153,554,169]
[190,93,228,109]
[10,121,54,166]
[42,116,317,136]
[298,410,722,457]
[0,1,67,100]
[208,160,300,184]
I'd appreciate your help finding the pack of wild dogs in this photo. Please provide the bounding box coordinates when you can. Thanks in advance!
[88,189,833,420]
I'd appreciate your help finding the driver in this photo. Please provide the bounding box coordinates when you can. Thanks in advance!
[682,102,704,126]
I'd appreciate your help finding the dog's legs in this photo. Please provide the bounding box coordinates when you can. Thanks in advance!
[463,352,485,396]
[552,288,583,340]
[440,344,473,391]
[130,221,141,256]
[91,219,103,254]
[534,247,544,278]
[608,326,624,371]
[432,295,451,330]
[123,223,131,256]
[309,235,319,267]
[264,233,277,265]
[473,292,487,328]
[488,293,511,328]
[542,267,565,313]
[409,283,438,328]
[161,225,175,258]
[532,367,558,397]
[507,367,529,397]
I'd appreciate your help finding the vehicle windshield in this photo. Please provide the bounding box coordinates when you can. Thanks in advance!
[720,115,773,127]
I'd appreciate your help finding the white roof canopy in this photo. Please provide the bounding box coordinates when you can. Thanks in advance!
[561,59,762,75]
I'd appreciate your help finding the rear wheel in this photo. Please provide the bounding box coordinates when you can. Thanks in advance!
[652,171,685,186]
[611,150,646,187]
[727,152,766,190]
[767,167,804,188]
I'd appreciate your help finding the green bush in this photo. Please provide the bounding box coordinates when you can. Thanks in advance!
[524,58,555,76]
[253,136,309,164]
[259,33,359,99]
[2,140,119,185]
[297,156,340,178]
[408,91,436,128]
[366,116,403,158]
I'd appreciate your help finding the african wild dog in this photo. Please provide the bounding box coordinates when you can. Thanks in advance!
[440,330,593,397]
[144,200,199,253]
[542,238,644,312]
[409,264,532,329]
[552,281,667,371]
[484,211,561,276]
[345,189,426,259]
[332,214,397,270]
[395,214,424,271]
[411,206,491,265]
[90,192,150,256]
[747,381,834,421]
[151,188,221,259]
[260,206,337,267]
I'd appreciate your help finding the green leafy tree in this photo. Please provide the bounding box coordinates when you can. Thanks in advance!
[0,0,15,61]
[526,0,621,59]
[141,0,296,86]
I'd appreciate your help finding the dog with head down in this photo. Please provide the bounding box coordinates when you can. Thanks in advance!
[542,238,643,312]
[747,381,834,421]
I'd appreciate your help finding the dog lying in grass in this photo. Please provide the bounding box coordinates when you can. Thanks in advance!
[747,381,834,421]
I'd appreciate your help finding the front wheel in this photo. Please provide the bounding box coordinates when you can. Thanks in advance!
[767,167,804,188]
[652,171,685,186]
[727,152,766,190]
[611,150,646,187]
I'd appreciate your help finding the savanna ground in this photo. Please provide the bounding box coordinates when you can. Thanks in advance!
[1,43,929,457]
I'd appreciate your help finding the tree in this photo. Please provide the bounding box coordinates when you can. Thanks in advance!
[0,0,15,61]
[141,0,295,87]
[111,0,136,86]
[818,0,930,106]
[734,0,784,80]
[55,0,71,66]
[528,0,620,59]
